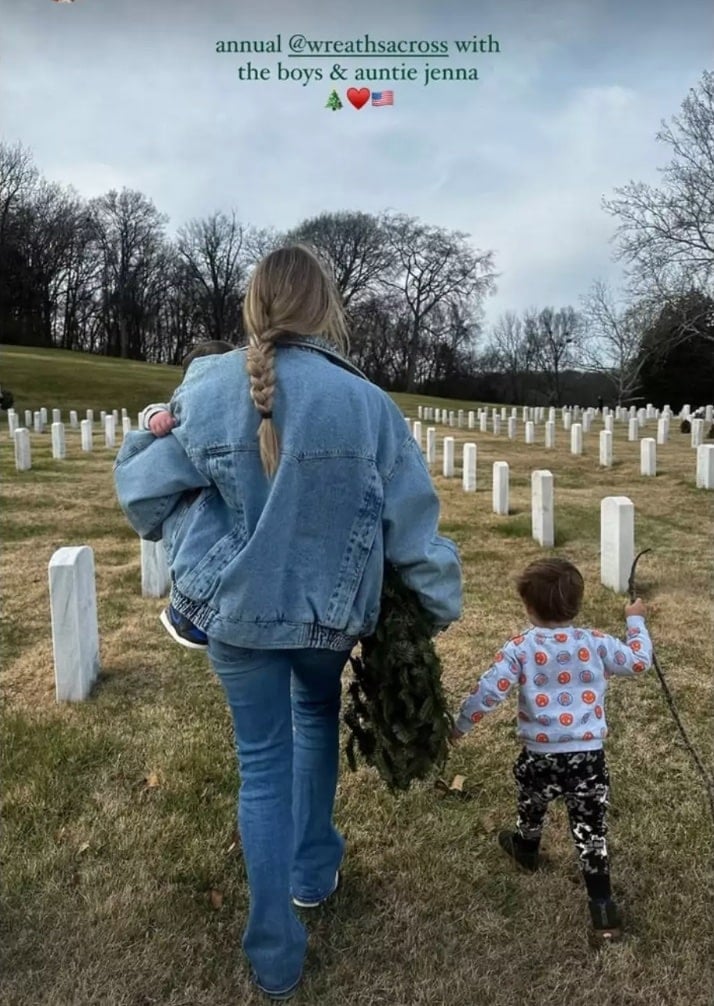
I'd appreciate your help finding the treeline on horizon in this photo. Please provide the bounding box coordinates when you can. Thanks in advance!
[0,72,712,409]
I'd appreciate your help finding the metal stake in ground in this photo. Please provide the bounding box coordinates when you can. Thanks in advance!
[628,549,714,823]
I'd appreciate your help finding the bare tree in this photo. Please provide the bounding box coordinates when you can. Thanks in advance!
[487,310,539,403]
[381,213,496,391]
[580,280,655,403]
[88,188,168,358]
[0,141,38,243]
[285,210,390,308]
[603,70,714,344]
[177,211,245,342]
[523,306,582,406]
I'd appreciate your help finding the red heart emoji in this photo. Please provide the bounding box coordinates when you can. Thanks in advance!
[347,87,370,110]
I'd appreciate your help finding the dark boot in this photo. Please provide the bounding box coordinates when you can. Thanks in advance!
[498,830,540,871]
[588,898,623,945]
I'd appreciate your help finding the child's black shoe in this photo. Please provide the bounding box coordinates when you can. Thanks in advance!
[160,605,208,650]
[498,830,540,872]
[588,898,623,945]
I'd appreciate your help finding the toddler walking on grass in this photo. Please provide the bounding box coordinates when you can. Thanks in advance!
[451,557,653,944]
[139,339,234,651]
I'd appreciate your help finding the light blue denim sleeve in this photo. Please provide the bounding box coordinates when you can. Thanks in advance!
[381,433,462,627]
[113,430,210,540]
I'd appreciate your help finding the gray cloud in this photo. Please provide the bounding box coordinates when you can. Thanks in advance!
[2,0,711,327]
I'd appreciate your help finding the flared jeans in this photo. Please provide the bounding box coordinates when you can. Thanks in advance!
[208,641,350,993]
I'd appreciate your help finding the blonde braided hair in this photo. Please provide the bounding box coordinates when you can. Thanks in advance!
[243,244,349,478]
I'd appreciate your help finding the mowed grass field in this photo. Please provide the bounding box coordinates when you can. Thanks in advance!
[1,345,713,1006]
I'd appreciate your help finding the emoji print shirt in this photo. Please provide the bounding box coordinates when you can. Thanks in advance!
[455,616,653,753]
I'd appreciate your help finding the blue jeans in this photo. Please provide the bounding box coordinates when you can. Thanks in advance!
[208,641,350,993]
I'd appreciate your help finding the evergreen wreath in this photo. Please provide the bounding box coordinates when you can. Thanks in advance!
[343,566,453,792]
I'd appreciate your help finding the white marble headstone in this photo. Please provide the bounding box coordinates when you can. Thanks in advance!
[51,422,66,460]
[80,419,93,451]
[426,427,436,465]
[640,438,656,476]
[696,444,714,489]
[14,427,31,470]
[49,546,100,701]
[600,497,634,593]
[492,461,509,515]
[140,538,171,597]
[462,443,477,492]
[442,436,455,478]
[599,429,613,467]
[531,470,554,547]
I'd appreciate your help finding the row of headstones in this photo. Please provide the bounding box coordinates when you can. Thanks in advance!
[10,411,137,471]
[408,422,714,484]
[413,411,709,447]
[46,487,649,703]
[6,406,135,435]
[418,403,714,428]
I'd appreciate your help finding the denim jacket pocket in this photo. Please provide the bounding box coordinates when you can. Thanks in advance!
[324,471,383,628]
[163,488,213,563]
[175,523,247,600]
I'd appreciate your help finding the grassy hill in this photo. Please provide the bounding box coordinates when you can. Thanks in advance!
[1,344,492,417]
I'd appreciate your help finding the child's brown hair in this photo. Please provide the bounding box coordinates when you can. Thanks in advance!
[516,558,584,623]
[182,340,234,373]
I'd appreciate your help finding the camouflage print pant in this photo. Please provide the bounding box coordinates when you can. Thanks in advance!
[514,748,610,875]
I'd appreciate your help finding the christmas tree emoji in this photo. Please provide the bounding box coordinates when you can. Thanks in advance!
[325,89,343,111]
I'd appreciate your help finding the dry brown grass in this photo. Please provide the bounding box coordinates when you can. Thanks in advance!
[2,410,713,1006]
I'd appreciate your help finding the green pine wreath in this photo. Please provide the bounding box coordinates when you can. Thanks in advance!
[343,566,454,792]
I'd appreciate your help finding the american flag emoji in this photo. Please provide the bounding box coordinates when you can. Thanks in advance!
[371,90,394,107]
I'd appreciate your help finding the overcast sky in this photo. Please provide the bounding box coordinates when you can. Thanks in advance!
[2,0,711,328]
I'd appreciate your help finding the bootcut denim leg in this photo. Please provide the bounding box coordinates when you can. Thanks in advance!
[208,640,349,993]
[290,649,348,902]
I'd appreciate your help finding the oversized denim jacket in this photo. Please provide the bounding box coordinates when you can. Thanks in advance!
[113,336,462,651]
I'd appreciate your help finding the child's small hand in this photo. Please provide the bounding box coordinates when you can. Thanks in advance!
[625,597,647,618]
[148,411,177,437]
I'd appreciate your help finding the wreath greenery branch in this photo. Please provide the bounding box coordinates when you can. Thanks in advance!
[343,566,453,792]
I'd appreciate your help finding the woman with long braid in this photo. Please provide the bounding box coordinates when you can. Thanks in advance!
[114,245,462,1000]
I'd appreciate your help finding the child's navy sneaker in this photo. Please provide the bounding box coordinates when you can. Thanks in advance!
[159,605,208,650]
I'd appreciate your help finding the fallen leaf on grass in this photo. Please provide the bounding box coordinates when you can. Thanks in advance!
[143,771,161,789]
[210,889,224,909]
[77,841,90,855]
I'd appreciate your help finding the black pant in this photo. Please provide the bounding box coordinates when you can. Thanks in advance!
[514,748,611,897]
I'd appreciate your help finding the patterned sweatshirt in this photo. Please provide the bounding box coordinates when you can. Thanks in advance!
[455,616,653,753]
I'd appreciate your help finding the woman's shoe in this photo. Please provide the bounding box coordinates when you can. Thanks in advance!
[252,973,302,1001]
[292,870,341,908]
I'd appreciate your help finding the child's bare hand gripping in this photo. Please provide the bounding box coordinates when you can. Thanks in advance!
[625,597,647,618]
[148,411,177,437]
